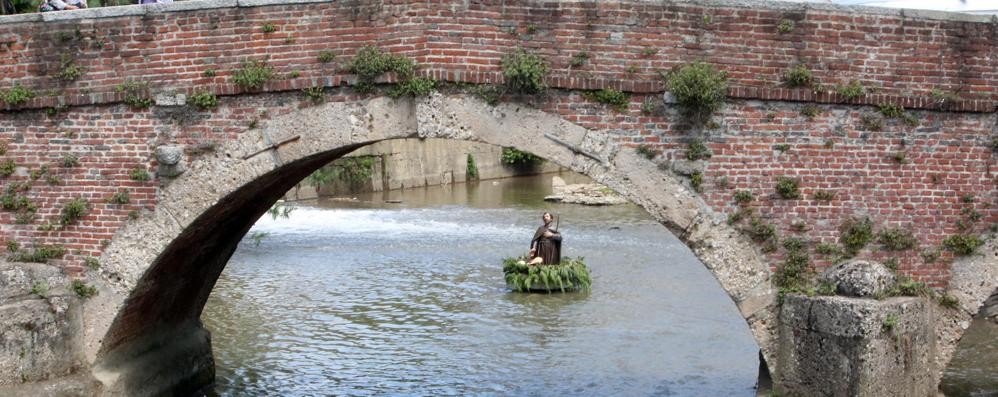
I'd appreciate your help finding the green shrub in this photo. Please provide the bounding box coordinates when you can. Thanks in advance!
[317,50,336,63]
[641,97,657,115]
[938,294,959,309]
[71,280,98,299]
[6,240,18,253]
[920,249,940,263]
[1,85,35,107]
[812,190,834,201]
[61,154,80,168]
[733,190,753,205]
[502,257,592,292]
[107,190,130,204]
[878,103,905,118]
[815,242,840,256]
[690,170,703,193]
[800,105,820,119]
[30,281,49,298]
[471,85,502,106]
[942,234,983,256]
[233,61,274,90]
[877,228,917,251]
[302,86,324,103]
[189,91,219,109]
[582,89,629,112]
[10,244,65,263]
[84,257,100,270]
[346,46,416,93]
[775,250,810,289]
[836,80,865,101]
[665,61,727,124]
[777,19,794,33]
[569,51,588,68]
[774,143,791,153]
[687,138,712,161]
[261,23,277,34]
[129,167,150,181]
[58,55,84,81]
[0,141,6,156]
[116,81,153,109]
[466,153,478,180]
[783,64,813,87]
[775,177,801,199]
[839,217,873,255]
[745,217,777,243]
[635,144,658,160]
[501,48,549,94]
[783,237,807,253]
[203,69,216,78]
[60,198,88,225]
[388,77,436,98]
[501,147,544,167]
[0,160,14,177]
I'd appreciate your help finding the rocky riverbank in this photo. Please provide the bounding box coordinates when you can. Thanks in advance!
[543,176,627,205]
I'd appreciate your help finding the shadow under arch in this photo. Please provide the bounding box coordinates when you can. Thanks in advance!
[940,287,998,396]
[86,94,777,395]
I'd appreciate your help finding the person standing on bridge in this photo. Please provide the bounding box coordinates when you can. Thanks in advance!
[528,212,562,265]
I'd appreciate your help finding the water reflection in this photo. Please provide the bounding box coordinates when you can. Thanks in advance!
[202,172,759,396]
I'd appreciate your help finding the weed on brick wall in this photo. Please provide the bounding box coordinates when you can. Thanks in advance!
[129,167,150,181]
[233,61,274,91]
[582,89,629,112]
[783,64,813,88]
[189,91,219,109]
[71,280,98,299]
[388,77,436,98]
[836,80,865,101]
[116,81,153,109]
[60,198,88,225]
[502,48,549,95]
[775,176,801,199]
[687,138,712,161]
[839,217,873,256]
[664,61,727,124]
[635,144,659,160]
[346,46,417,94]
[1,85,35,107]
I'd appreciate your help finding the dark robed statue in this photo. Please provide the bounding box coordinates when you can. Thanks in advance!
[529,212,562,265]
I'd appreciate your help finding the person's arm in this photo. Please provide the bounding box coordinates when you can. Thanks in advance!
[48,0,69,10]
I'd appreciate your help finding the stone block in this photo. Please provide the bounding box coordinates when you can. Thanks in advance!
[821,259,895,298]
[776,295,936,397]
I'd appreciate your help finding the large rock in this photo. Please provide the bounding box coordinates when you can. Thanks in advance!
[820,260,896,298]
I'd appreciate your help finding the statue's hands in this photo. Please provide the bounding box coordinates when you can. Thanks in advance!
[528,248,536,257]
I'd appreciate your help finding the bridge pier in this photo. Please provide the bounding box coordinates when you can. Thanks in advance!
[92,322,214,396]
[776,294,937,397]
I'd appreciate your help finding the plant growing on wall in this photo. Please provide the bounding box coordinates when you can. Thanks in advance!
[775,177,801,199]
[783,64,813,88]
[582,89,629,112]
[60,198,88,225]
[466,154,479,180]
[189,91,219,109]
[388,77,436,98]
[233,61,274,90]
[664,61,727,124]
[116,81,153,109]
[1,85,34,107]
[345,46,416,94]
[839,217,873,256]
[501,48,549,95]
[501,147,544,169]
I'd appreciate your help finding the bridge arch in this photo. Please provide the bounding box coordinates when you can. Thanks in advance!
[83,93,778,393]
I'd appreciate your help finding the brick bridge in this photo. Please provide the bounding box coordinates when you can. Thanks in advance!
[0,0,995,395]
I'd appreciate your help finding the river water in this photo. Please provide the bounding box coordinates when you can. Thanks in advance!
[199,172,760,396]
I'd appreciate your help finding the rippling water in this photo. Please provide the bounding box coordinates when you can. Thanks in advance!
[202,173,760,396]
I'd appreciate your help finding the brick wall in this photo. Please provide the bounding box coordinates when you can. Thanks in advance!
[0,0,995,287]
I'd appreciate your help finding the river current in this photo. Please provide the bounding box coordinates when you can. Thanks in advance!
[200,172,760,396]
